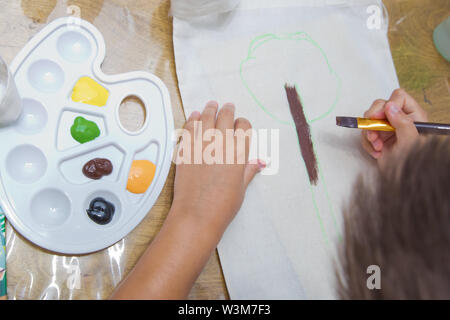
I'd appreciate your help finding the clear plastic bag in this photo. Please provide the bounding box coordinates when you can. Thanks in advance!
[0,0,226,300]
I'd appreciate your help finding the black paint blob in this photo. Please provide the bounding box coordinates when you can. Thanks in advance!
[86,197,115,225]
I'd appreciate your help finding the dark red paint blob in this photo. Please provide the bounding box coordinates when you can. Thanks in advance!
[82,158,113,180]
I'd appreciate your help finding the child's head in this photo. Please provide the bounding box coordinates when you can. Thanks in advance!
[338,136,450,299]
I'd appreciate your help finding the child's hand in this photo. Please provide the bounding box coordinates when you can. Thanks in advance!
[361,89,427,168]
[111,102,263,300]
[172,101,264,233]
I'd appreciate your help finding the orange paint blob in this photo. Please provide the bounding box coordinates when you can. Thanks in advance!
[126,160,156,194]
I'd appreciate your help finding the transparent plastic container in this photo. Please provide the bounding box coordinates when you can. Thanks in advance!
[433,16,450,61]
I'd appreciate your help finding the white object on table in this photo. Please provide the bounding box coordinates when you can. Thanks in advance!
[170,0,240,19]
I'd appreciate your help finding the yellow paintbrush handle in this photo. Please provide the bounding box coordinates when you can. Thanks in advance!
[357,118,395,132]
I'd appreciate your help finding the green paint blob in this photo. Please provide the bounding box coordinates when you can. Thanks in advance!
[70,116,100,144]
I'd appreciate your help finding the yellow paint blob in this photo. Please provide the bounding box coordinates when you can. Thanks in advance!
[126,160,156,194]
[71,76,109,107]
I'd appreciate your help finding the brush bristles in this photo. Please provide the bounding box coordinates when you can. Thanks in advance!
[336,117,358,129]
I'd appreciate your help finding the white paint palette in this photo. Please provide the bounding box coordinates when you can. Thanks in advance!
[0,18,174,254]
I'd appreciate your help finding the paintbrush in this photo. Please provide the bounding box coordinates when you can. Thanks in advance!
[336,117,450,135]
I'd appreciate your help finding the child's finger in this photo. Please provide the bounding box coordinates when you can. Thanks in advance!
[372,151,382,159]
[234,117,252,162]
[388,88,427,121]
[366,130,378,142]
[244,160,265,188]
[200,101,219,130]
[234,117,252,131]
[365,130,382,151]
[366,130,393,148]
[364,99,387,119]
[371,138,383,152]
[385,102,419,146]
[216,103,235,133]
[378,131,394,143]
[361,133,381,159]
[184,111,201,132]
[188,110,201,122]
[364,130,382,151]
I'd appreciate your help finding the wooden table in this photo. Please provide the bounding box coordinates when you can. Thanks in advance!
[0,0,448,300]
[385,0,450,123]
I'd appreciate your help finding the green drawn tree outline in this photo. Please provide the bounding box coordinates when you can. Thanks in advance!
[240,32,342,125]
[239,32,343,243]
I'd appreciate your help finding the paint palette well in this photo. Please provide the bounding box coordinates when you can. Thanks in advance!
[0,18,174,254]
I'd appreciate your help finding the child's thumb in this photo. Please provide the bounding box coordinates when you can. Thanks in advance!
[244,160,266,188]
[385,102,418,145]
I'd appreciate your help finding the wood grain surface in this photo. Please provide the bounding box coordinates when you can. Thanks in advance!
[0,0,448,300]
[385,0,450,123]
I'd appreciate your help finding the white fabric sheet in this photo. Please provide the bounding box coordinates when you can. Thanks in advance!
[173,0,399,299]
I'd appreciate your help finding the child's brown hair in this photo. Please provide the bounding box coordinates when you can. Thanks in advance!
[338,136,450,299]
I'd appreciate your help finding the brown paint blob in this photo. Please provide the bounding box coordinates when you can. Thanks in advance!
[285,84,319,185]
[82,158,113,180]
